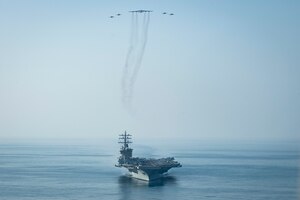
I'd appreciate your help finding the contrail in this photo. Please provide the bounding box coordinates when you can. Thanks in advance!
[122,12,135,106]
[128,12,150,104]
[122,11,151,111]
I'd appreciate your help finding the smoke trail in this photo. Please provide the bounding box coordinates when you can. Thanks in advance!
[122,12,139,106]
[128,12,150,104]
[122,12,135,105]
[122,11,151,111]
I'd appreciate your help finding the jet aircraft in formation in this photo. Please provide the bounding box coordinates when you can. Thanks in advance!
[109,13,122,18]
[129,10,152,13]
[110,10,174,18]
[162,12,174,15]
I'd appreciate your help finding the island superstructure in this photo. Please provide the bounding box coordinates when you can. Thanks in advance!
[115,131,182,181]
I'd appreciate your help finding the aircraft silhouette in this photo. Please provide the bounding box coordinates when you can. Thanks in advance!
[129,10,152,13]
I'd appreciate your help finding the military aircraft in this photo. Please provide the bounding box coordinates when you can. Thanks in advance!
[129,10,152,13]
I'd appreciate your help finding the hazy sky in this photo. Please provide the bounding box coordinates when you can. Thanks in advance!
[0,0,299,141]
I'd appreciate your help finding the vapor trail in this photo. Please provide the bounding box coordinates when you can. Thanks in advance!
[122,11,151,111]
[122,12,136,106]
[128,12,150,103]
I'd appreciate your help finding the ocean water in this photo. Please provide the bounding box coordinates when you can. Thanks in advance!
[0,141,299,200]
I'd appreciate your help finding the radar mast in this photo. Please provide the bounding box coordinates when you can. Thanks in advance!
[118,131,132,149]
[118,131,133,164]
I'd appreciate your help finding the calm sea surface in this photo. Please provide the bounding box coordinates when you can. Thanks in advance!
[0,141,299,200]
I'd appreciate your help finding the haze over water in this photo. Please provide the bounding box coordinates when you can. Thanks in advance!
[0,0,299,141]
[0,0,299,199]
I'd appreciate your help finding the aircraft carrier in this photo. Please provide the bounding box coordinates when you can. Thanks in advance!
[115,131,182,181]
